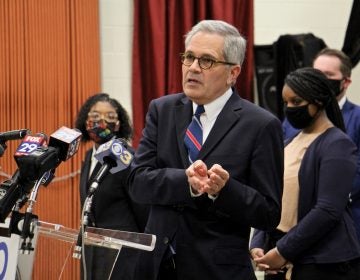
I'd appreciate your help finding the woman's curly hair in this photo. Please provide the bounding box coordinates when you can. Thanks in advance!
[75,93,133,142]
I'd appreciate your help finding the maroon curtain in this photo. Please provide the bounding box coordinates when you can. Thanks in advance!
[132,0,254,147]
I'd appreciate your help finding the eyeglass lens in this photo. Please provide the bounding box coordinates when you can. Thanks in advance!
[88,112,118,122]
[181,54,214,69]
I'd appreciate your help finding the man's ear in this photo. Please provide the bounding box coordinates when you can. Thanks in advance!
[227,65,241,86]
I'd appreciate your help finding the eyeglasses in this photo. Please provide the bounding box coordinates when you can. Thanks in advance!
[180,53,237,70]
[88,111,118,123]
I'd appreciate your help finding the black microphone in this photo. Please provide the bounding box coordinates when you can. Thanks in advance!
[0,129,30,142]
[0,170,25,222]
[14,133,48,158]
[0,145,5,157]
[0,127,82,222]
[0,134,49,222]
[0,129,31,157]
[14,127,81,184]
[88,138,133,195]
[14,133,50,185]
[16,127,80,253]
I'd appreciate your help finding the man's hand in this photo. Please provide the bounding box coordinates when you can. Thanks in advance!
[203,164,229,196]
[186,160,208,194]
[186,160,229,196]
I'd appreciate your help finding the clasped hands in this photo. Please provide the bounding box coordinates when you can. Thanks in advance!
[251,247,288,275]
[185,160,229,196]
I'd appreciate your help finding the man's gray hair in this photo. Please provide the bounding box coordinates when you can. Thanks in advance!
[184,20,247,66]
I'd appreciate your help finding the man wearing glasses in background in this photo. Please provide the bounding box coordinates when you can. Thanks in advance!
[129,20,284,280]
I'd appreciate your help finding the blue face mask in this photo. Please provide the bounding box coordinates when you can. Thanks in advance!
[86,119,118,144]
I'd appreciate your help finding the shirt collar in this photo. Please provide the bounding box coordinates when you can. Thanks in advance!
[192,88,233,121]
[337,95,346,110]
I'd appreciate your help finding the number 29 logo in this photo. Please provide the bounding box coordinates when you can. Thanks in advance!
[16,142,39,154]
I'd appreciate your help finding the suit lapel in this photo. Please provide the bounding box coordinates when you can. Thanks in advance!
[342,100,352,126]
[175,96,193,167]
[80,149,92,203]
[199,93,242,160]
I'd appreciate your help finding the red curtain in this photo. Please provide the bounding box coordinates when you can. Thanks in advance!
[132,0,254,146]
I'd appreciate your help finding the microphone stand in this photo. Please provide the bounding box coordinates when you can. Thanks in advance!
[73,184,98,259]
[73,155,116,260]
[20,173,49,254]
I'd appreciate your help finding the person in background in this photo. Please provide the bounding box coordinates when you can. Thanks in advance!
[128,20,283,280]
[283,48,360,242]
[251,67,360,280]
[75,93,148,280]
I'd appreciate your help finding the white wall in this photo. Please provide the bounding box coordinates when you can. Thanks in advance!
[255,0,360,104]
[99,0,360,116]
[99,0,134,117]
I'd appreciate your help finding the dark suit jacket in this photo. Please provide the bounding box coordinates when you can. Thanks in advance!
[80,147,148,280]
[251,128,360,264]
[128,92,284,280]
[283,99,360,241]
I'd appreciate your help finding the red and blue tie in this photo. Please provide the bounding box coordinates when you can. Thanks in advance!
[184,105,205,163]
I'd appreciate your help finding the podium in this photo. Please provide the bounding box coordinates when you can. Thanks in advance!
[37,221,156,252]
[0,219,156,279]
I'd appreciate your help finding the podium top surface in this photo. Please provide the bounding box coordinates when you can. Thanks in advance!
[37,221,156,251]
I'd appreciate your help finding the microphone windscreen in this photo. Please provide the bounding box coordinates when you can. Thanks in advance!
[0,129,30,142]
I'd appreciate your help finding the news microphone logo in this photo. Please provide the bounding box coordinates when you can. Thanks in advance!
[48,126,82,161]
[94,138,133,174]
[14,134,47,157]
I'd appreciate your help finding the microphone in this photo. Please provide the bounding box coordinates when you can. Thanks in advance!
[0,171,25,222]
[0,129,31,157]
[48,126,82,161]
[88,138,133,195]
[0,129,30,142]
[0,134,48,222]
[14,133,48,158]
[75,139,132,259]
[0,145,4,157]
[15,127,82,183]
[0,127,82,221]
[14,133,49,185]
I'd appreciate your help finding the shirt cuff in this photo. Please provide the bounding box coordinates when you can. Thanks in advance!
[208,193,218,201]
[189,185,202,197]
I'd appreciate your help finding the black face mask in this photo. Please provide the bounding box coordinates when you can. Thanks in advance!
[285,104,316,129]
[327,78,343,96]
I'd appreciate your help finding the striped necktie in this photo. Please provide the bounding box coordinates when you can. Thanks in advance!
[184,105,205,163]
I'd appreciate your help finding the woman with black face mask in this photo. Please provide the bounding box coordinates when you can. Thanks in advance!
[75,93,148,280]
[250,68,360,280]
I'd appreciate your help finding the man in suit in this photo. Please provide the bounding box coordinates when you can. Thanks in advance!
[128,20,284,280]
[283,48,360,242]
